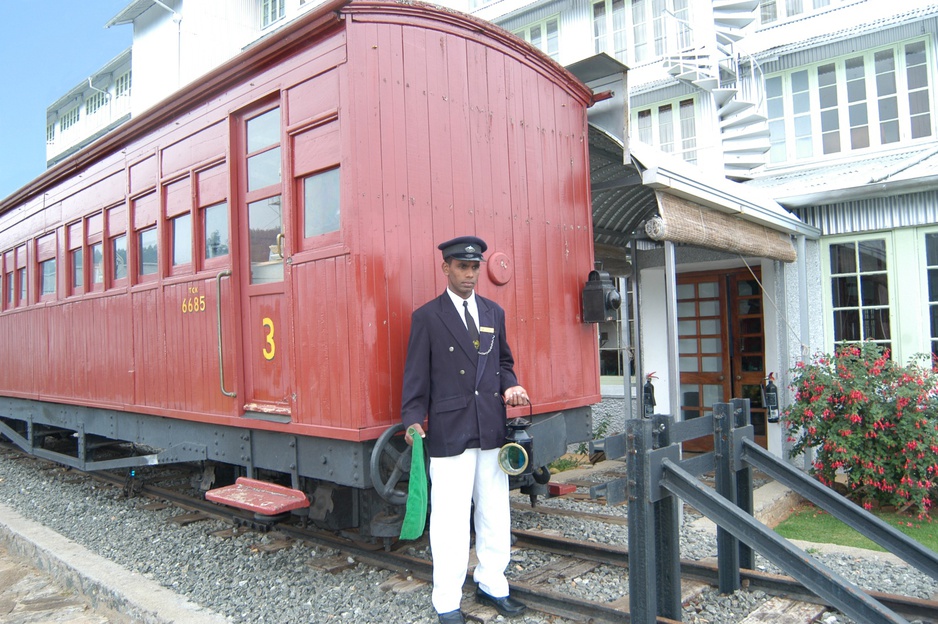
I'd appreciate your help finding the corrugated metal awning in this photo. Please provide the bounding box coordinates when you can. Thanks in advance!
[587,125,818,263]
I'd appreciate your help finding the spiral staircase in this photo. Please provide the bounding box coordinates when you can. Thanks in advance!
[661,0,768,180]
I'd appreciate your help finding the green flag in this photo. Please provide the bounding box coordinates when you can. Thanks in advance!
[399,427,428,540]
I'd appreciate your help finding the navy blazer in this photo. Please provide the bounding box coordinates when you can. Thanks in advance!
[400,291,519,457]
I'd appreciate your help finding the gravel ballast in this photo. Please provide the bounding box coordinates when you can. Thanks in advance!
[0,452,935,624]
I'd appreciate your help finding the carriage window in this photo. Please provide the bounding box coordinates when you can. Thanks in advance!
[3,272,9,309]
[113,235,128,281]
[303,168,340,237]
[40,259,56,296]
[247,108,281,191]
[72,249,83,289]
[17,267,25,303]
[139,227,158,276]
[248,196,283,284]
[204,202,229,259]
[92,243,104,284]
[172,213,192,266]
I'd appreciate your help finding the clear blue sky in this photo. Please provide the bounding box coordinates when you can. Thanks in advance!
[0,1,132,201]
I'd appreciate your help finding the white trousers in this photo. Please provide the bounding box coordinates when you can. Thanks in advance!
[428,447,510,613]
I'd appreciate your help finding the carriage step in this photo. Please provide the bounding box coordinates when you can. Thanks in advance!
[206,477,309,515]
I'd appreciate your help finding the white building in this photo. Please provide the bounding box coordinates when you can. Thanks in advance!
[45,0,938,456]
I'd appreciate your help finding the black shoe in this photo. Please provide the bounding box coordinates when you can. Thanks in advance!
[437,609,465,624]
[475,587,527,617]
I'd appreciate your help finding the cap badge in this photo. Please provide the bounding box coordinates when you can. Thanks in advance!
[466,245,476,253]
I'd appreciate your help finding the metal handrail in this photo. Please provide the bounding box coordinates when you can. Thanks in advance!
[216,270,236,398]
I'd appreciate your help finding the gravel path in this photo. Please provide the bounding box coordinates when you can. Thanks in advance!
[0,452,934,624]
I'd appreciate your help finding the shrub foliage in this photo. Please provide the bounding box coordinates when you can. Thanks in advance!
[785,343,938,518]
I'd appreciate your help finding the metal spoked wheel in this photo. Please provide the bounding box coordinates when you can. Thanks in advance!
[369,423,416,506]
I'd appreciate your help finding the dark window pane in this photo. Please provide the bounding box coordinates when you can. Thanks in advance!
[739,299,762,314]
[832,275,858,307]
[742,356,763,372]
[930,305,938,338]
[858,239,886,271]
[928,268,938,302]
[740,318,761,333]
[834,309,860,341]
[830,243,856,273]
[864,308,890,340]
[860,273,888,305]
[928,233,938,265]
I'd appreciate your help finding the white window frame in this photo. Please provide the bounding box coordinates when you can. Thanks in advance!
[60,107,80,132]
[115,71,132,99]
[86,91,109,116]
[261,0,286,29]
[765,38,933,165]
[592,0,628,64]
[514,15,561,61]
[632,96,698,164]
[760,0,836,25]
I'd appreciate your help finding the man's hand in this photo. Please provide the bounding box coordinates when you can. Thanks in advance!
[503,385,530,407]
[404,423,425,446]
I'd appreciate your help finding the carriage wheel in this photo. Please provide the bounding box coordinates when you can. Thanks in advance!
[369,423,415,506]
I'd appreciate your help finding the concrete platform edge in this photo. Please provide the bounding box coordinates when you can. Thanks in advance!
[0,501,228,624]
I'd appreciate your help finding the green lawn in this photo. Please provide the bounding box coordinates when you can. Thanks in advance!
[774,503,938,554]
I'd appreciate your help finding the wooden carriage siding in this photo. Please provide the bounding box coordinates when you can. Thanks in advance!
[0,0,600,442]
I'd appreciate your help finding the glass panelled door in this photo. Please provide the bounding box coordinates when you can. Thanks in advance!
[732,272,767,447]
[237,104,293,418]
[677,276,730,452]
[678,269,767,450]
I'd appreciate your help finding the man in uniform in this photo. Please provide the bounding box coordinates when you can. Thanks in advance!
[401,236,529,624]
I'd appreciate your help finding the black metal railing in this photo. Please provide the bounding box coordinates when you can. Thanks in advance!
[590,398,938,624]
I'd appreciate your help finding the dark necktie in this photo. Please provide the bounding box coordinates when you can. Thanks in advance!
[463,301,479,349]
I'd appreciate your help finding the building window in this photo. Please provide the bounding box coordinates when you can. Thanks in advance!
[766,39,932,164]
[261,0,285,28]
[115,71,132,99]
[514,16,560,61]
[303,168,341,238]
[4,271,11,309]
[633,97,697,163]
[204,202,230,259]
[46,123,55,145]
[928,233,938,360]
[86,91,109,116]
[60,107,80,132]
[760,0,835,24]
[829,239,890,351]
[593,0,628,63]
[39,259,56,297]
[138,227,158,276]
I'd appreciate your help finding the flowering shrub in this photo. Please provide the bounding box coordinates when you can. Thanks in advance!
[785,342,938,518]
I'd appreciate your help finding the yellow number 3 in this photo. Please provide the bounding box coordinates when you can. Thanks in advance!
[262,317,276,361]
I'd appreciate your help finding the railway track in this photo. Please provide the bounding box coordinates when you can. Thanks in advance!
[3,444,936,623]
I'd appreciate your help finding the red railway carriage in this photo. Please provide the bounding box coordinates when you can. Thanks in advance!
[0,0,598,533]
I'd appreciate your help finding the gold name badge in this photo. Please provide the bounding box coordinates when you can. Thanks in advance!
[480,326,494,333]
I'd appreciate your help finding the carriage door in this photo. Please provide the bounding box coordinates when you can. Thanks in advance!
[236,104,294,420]
[678,269,767,451]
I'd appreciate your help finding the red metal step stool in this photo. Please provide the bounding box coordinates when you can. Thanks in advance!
[206,477,309,515]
